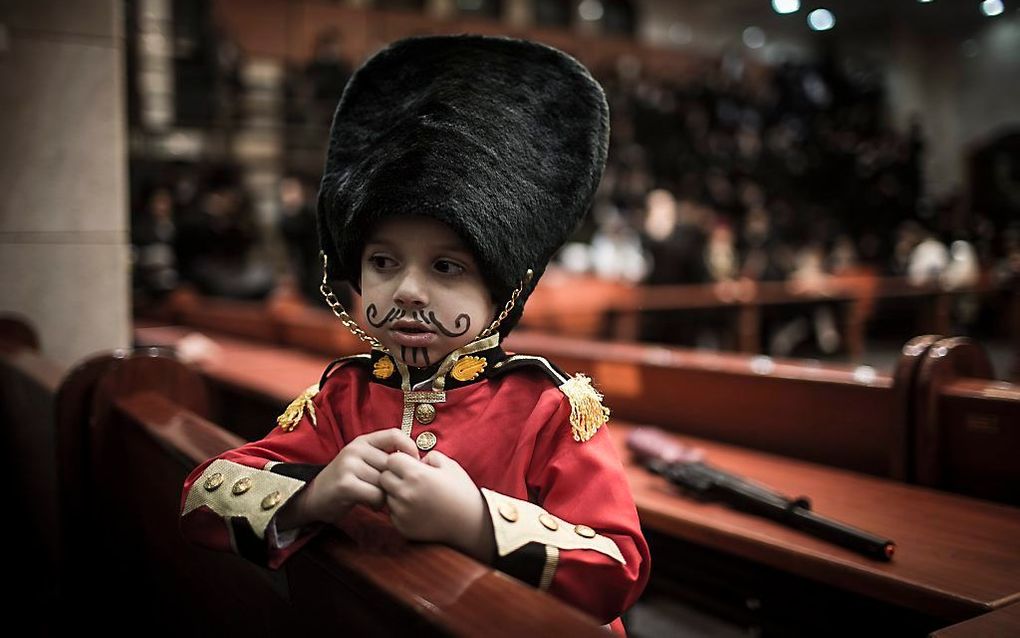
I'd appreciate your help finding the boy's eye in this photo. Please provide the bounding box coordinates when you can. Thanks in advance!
[367,255,397,269]
[434,259,465,275]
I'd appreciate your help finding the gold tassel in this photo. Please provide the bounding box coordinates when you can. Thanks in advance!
[558,373,610,442]
[277,384,319,432]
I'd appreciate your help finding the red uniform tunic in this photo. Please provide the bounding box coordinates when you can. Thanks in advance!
[180,334,651,631]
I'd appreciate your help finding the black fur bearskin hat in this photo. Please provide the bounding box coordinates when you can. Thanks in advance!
[316,34,610,339]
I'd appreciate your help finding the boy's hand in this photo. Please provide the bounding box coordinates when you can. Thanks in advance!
[278,428,419,530]
[381,450,495,563]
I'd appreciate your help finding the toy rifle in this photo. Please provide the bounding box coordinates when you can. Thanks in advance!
[626,427,896,561]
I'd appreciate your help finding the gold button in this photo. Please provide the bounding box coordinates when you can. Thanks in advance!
[415,403,436,424]
[574,524,596,538]
[498,502,519,523]
[415,431,437,451]
[539,513,559,531]
[231,477,252,495]
[261,491,283,510]
[203,472,224,491]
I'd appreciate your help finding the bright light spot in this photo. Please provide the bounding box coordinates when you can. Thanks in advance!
[578,0,604,21]
[808,8,836,31]
[981,0,1004,16]
[668,22,693,45]
[918,0,933,4]
[743,26,766,48]
[772,0,801,14]
[750,356,775,375]
[853,366,877,385]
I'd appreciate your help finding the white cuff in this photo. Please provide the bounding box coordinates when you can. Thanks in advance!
[266,516,301,549]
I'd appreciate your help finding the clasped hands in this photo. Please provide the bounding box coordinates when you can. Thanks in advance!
[279,429,495,562]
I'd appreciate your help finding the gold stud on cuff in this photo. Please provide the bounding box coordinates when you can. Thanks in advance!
[498,502,519,523]
[574,524,596,538]
[539,513,559,531]
[232,477,252,495]
[203,472,224,491]
[261,491,283,510]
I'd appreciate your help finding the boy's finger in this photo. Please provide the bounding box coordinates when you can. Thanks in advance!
[379,469,401,494]
[351,460,381,484]
[423,450,448,468]
[385,450,421,477]
[344,480,385,511]
[364,428,419,456]
[359,446,389,472]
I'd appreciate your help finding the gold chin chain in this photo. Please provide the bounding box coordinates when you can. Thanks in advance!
[318,252,532,346]
[479,268,533,338]
[319,253,387,350]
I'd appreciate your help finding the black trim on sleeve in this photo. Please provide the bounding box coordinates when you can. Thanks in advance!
[230,517,270,568]
[492,541,547,588]
[268,463,326,482]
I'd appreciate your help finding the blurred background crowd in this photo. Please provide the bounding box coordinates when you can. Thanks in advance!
[122,0,1019,366]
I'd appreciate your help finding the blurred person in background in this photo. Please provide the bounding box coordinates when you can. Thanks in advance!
[639,189,709,346]
[131,186,179,302]
[176,168,275,300]
[907,227,950,286]
[277,175,322,303]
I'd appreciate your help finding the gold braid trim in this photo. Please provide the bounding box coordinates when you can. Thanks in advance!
[558,373,610,442]
[277,384,319,432]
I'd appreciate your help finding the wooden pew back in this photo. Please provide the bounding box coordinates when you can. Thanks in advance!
[0,313,40,352]
[75,351,608,636]
[914,336,1020,505]
[506,331,935,479]
[0,342,64,607]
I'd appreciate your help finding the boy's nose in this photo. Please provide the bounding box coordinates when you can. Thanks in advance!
[393,268,429,309]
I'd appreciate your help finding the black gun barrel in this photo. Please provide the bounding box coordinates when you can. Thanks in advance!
[656,460,895,561]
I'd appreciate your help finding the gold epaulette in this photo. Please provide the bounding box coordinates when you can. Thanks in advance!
[558,373,610,442]
[491,355,610,442]
[277,353,371,432]
[277,384,319,432]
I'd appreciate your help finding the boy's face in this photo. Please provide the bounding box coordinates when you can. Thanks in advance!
[360,215,497,368]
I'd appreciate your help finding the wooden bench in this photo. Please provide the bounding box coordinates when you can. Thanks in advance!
[136,320,927,479]
[929,601,1020,637]
[914,336,1020,505]
[613,422,1020,633]
[0,313,41,352]
[521,272,1016,363]
[0,332,64,621]
[130,324,1020,634]
[75,352,609,636]
[506,330,932,480]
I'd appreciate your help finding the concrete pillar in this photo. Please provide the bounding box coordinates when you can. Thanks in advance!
[0,0,130,366]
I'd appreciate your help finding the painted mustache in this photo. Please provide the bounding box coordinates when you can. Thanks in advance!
[366,304,471,337]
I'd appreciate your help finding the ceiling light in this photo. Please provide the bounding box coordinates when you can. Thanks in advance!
[981,0,1004,17]
[772,0,801,14]
[808,8,836,31]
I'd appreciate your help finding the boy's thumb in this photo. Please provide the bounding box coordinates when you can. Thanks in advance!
[424,450,448,468]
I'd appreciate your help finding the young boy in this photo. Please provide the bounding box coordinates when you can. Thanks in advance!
[179,34,650,632]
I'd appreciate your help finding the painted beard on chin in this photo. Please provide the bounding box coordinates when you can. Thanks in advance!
[367,303,474,368]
